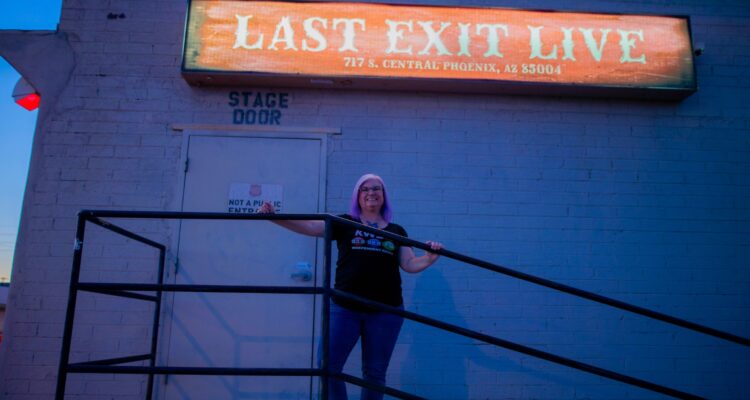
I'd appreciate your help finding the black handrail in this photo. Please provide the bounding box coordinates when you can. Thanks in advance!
[327,215,750,348]
[76,209,750,347]
[329,290,701,400]
[55,210,749,400]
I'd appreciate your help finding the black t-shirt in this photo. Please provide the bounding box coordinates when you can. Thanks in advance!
[332,214,409,311]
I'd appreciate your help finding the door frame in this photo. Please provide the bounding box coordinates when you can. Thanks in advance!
[155,125,338,398]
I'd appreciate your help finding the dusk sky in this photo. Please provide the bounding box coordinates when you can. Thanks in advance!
[0,1,62,281]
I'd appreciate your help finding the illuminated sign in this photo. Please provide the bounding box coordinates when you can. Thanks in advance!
[183,1,696,99]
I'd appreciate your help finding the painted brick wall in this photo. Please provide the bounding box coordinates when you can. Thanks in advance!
[1,0,748,399]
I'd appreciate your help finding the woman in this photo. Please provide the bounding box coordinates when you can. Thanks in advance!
[258,173,443,400]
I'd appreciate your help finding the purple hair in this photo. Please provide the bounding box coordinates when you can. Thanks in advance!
[349,173,393,223]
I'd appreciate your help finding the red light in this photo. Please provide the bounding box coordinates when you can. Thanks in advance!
[15,93,40,111]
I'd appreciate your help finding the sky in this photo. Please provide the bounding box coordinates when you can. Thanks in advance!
[0,1,63,282]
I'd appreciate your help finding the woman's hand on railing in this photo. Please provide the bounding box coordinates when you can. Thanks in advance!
[400,240,443,273]
[256,201,325,237]
[258,201,275,214]
[424,240,443,263]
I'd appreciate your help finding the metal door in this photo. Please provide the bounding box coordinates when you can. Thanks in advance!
[160,134,325,399]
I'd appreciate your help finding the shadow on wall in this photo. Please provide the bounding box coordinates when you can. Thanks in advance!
[402,268,592,399]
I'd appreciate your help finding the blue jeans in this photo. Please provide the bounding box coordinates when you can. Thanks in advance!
[319,302,404,400]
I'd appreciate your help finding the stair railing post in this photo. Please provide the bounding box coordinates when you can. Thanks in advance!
[56,212,88,400]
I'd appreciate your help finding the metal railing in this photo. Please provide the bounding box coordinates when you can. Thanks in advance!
[56,210,750,400]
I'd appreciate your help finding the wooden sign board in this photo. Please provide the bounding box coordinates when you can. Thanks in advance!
[182,1,696,99]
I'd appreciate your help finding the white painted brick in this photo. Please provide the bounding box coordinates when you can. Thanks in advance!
[84,381,141,396]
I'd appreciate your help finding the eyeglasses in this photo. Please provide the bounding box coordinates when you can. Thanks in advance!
[359,186,383,193]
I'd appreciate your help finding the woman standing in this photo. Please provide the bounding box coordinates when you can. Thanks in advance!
[258,173,443,400]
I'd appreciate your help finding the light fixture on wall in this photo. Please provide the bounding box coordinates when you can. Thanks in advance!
[12,77,40,111]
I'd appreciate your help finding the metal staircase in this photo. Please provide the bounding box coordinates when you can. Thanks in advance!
[56,210,750,400]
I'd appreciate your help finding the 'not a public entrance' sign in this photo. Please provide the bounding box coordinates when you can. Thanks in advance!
[182,1,696,99]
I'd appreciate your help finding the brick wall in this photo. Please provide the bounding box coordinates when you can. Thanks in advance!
[1,0,748,399]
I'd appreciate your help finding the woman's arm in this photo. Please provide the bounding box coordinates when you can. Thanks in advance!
[399,241,443,274]
[257,201,325,237]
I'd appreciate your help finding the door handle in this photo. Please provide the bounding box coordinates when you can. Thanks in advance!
[291,262,313,282]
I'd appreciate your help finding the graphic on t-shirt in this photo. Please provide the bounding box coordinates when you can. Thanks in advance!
[352,229,396,255]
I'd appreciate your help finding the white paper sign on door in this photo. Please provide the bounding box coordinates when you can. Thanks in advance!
[228,183,283,213]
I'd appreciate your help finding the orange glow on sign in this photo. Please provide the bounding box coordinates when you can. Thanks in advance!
[15,93,40,111]
[183,1,695,97]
